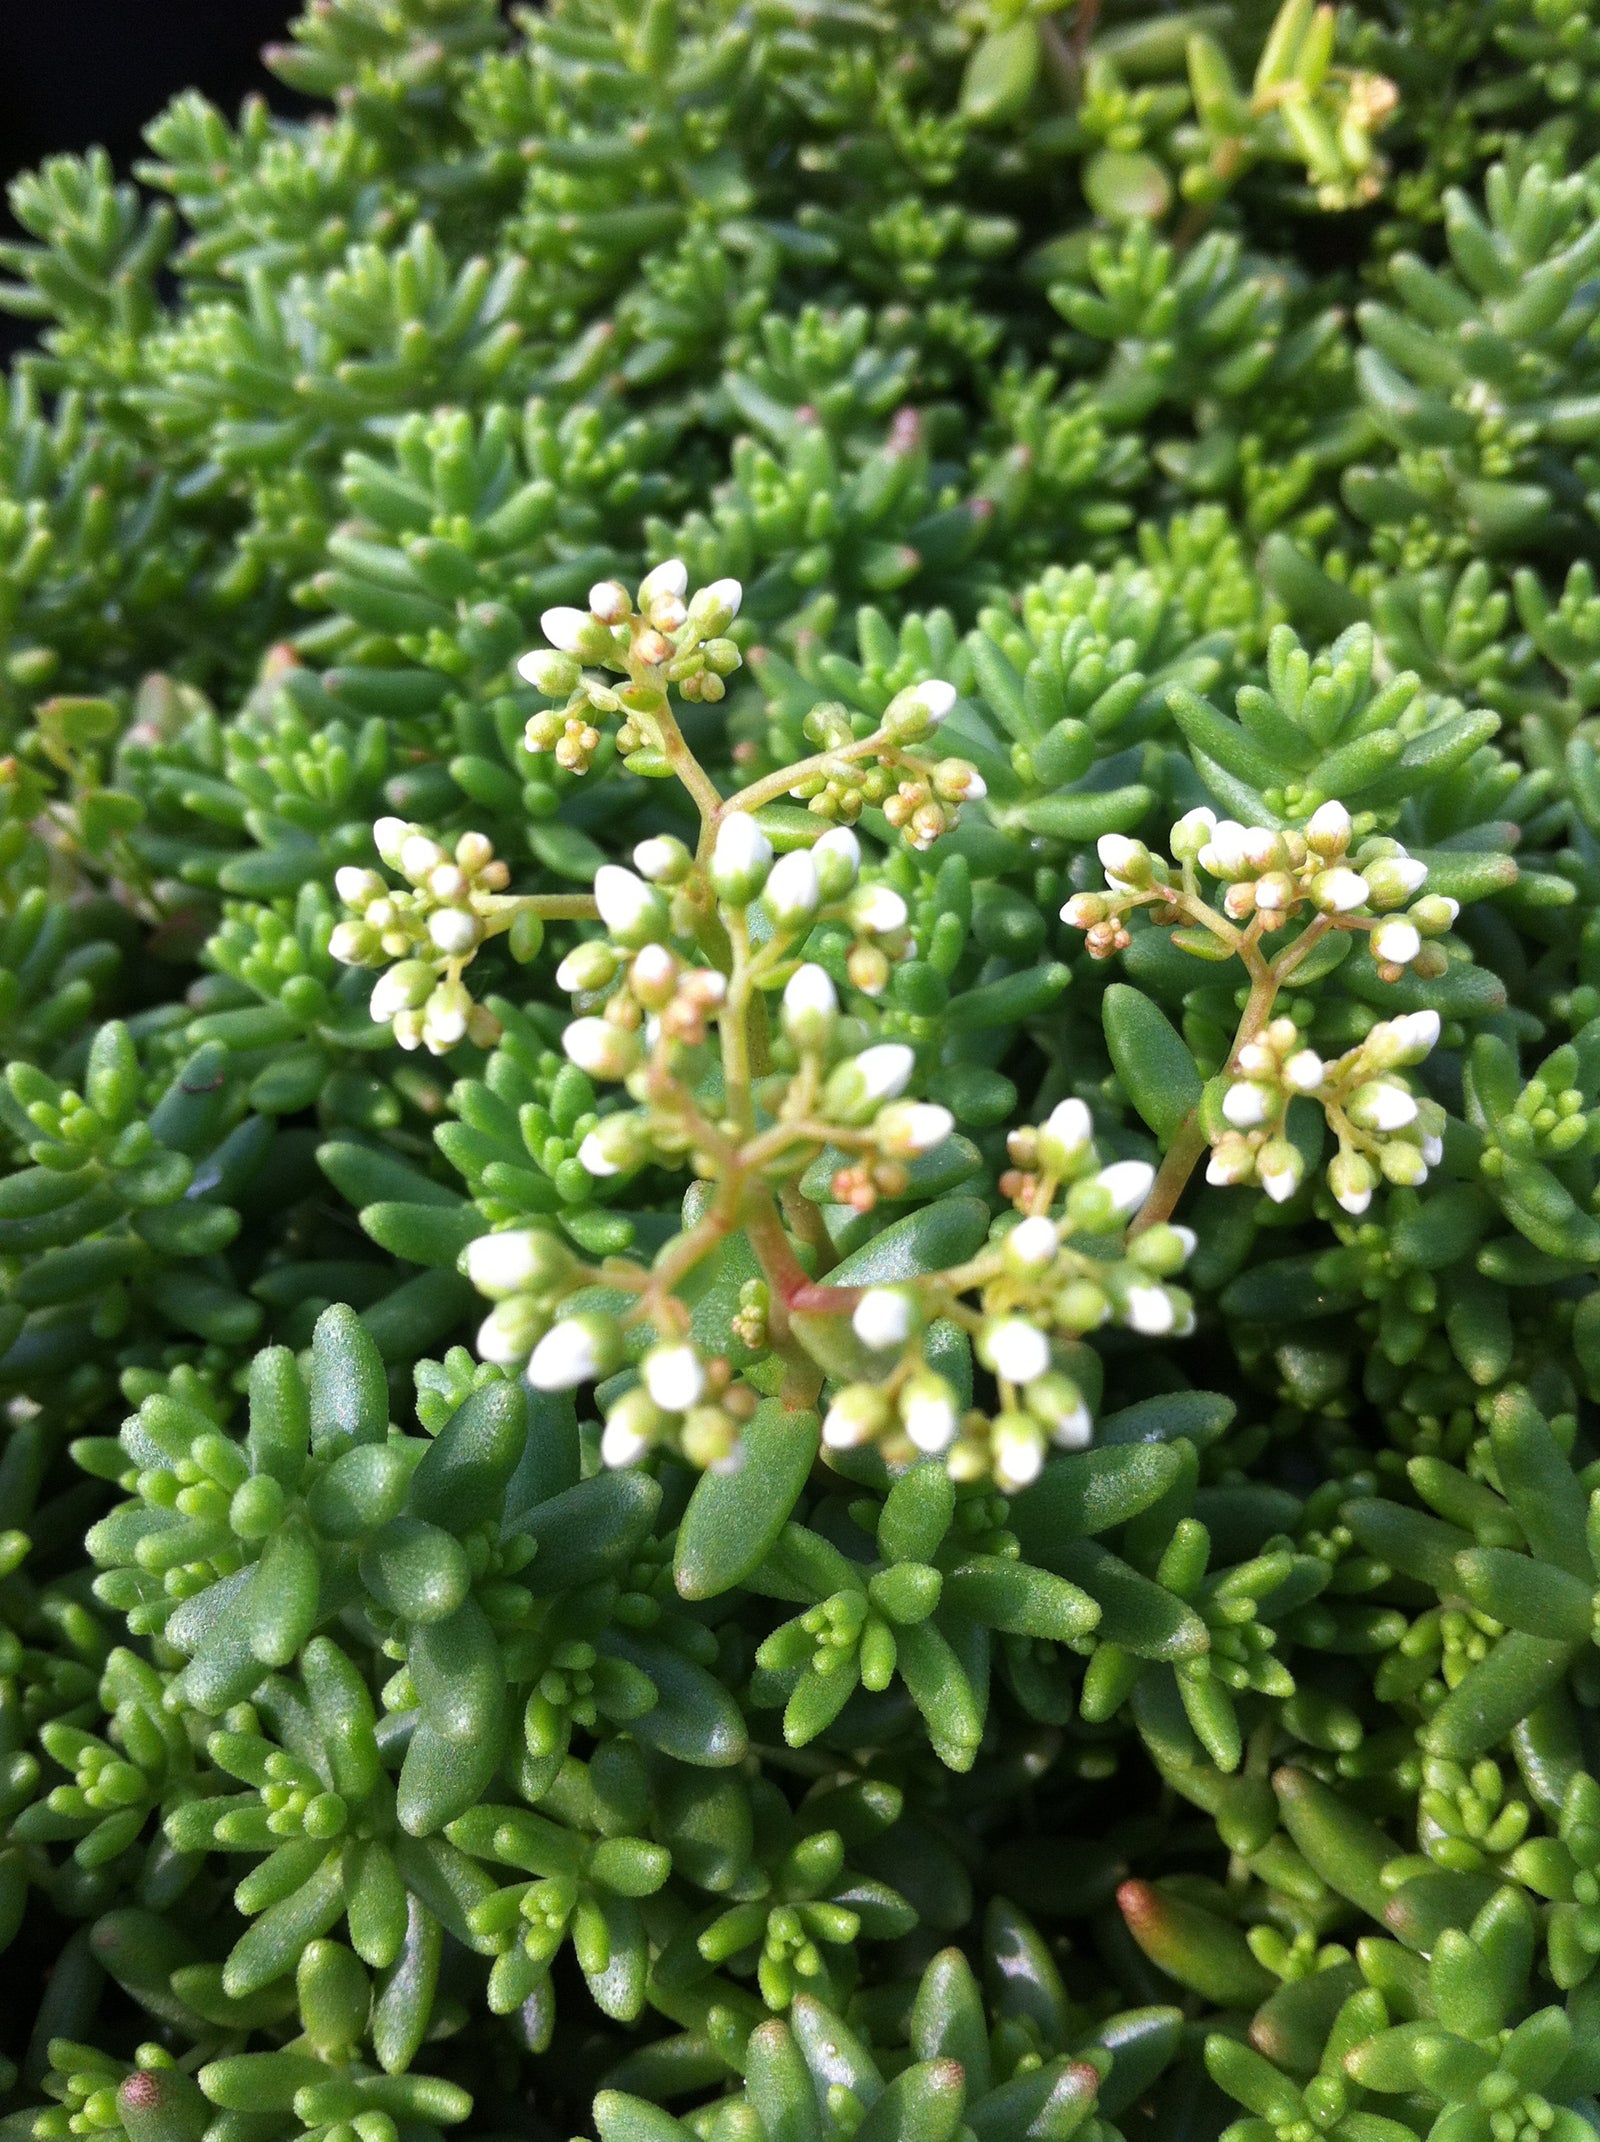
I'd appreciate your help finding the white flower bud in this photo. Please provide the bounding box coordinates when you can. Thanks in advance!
[335,866,385,907]
[1206,1137,1256,1186]
[900,1374,959,1455]
[813,826,861,900]
[1222,1082,1273,1129]
[782,962,838,1049]
[883,678,957,740]
[594,864,665,946]
[853,1287,914,1351]
[1039,1098,1093,1169]
[556,941,620,994]
[852,1044,915,1102]
[1328,1149,1375,1216]
[1004,1215,1060,1272]
[710,812,773,904]
[1257,1139,1305,1204]
[1097,834,1146,887]
[849,884,908,936]
[370,961,433,1023]
[1125,1283,1176,1335]
[1364,855,1428,907]
[601,1418,653,1468]
[428,908,480,956]
[876,1101,953,1157]
[527,1313,621,1391]
[1380,1140,1430,1186]
[1283,1048,1326,1093]
[477,1297,546,1365]
[992,1418,1044,1490]
[562,1016,643,1080]
[517,646,582,694]
[541,604,602,656]
[1349,1079,1418,1132]
[373,817,410,868]
[643,1343,706,1414]
[822,1384,890,1449]
[1169,807,1217,860]
[1311,867,1370,914]
[1096,1159,1155,1216]
[1305,800,1352,855]
[399,832,446,883]
[763,848,821,924]
[1371,919,1421,967]
[687,576,743,635]
[980,1317,1050,1386]
[422,981,470,1051]
[577,1131,621,1177]
[1376,1009,1441,1065]
[589,580,631,623]
[1200,821,1251,877]
[329,922,372,966]
[632,835,692,884]
[464,1229,561,1300]
[638,559,689,607]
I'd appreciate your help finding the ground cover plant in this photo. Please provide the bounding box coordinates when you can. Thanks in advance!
[9,2,1600,2140]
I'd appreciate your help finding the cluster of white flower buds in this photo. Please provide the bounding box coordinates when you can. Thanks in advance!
[552,813,921,1151]
[518,1310,756,1472]
[464,1225,581,1367]
[821,1098,1193,1492]
[1063,802,1456,977]
[331,818,530,1052]
[518,561,744,775]
[1209,1008,1445,1212]
[788,684,987,852]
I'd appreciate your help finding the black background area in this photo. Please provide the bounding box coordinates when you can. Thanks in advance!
[0,0,300,354]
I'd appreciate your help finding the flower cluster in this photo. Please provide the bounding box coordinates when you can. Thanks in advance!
[1210,1008,1446,1208]
[519,560,744,775]
[1066,802,1453,976]
[784,685,988,851]
[330,819,530,1051]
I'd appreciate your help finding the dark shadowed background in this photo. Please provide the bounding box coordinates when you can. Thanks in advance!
[0,0,298,354]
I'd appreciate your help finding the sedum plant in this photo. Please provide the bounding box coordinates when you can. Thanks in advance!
[8,5,1600,2142]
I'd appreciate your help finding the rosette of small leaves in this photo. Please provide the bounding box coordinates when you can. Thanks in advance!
[22,2040,211,2142]
[82,1308,527,1822]
[598,1931,1171,2142]
[309,399,686,687]
[1178,0,1400,215]
[1342,1386,1599,1776]
[749,1458,1099,1769]
[1338,1887,1599,2142]
[655,410,1003,642]
[1347,158,1600,565]
[657,1776,915,2014]
[0,1026,268,1390]
[1048,223,1364,534]
[200,887,412,1123]
[136,95,419,290]
[1464,1026,1600,1267]
[9,1648,192,1906]
[131,226,528,508]
[125,679,397,902]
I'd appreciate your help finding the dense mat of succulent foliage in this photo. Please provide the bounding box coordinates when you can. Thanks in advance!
[13,3,1600,2142]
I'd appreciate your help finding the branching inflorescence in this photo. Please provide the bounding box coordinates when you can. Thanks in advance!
[5,4,1600,2142]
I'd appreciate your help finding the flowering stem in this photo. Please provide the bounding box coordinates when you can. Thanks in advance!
[651,699,726,845]
[1128,956,1281,1237]
[500,893,600,921]
[720,732,886,824]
